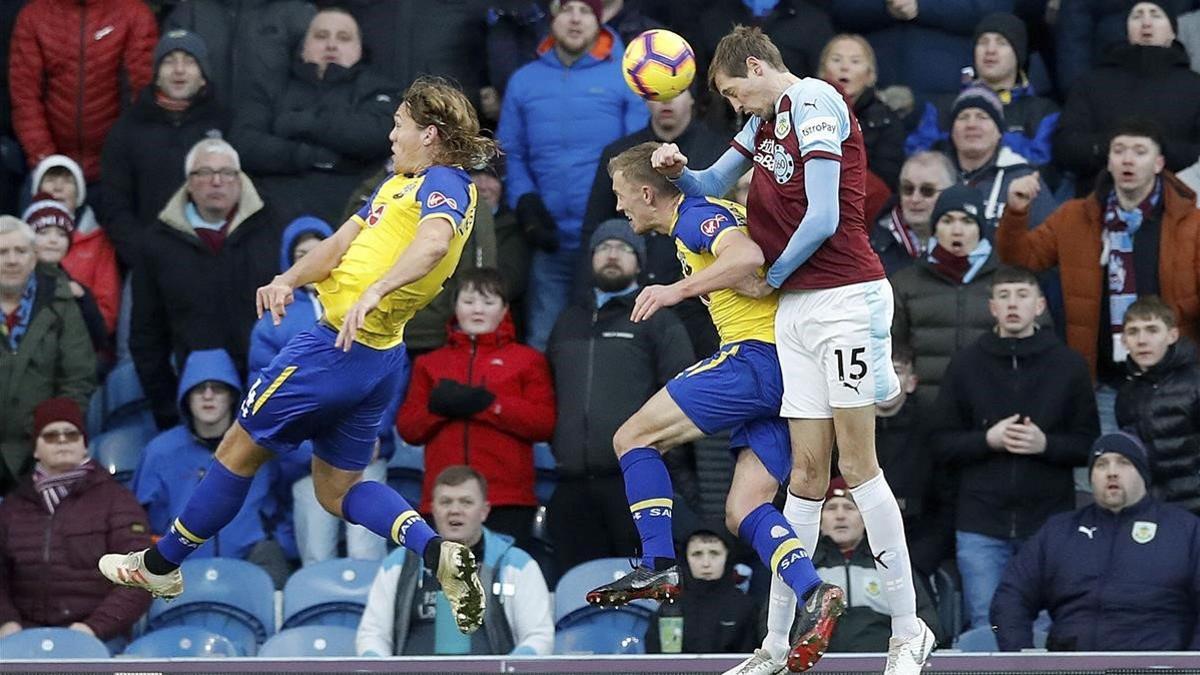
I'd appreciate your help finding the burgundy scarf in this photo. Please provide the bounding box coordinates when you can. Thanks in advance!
[929,244,971,284]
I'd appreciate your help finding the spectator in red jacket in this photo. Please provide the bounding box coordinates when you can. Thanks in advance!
[0,397,152,641]
[8,0,157,183]
[397,267,555,547]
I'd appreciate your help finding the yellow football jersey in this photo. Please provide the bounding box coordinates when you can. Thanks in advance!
[315,166,477,349]
[671,196,777,346]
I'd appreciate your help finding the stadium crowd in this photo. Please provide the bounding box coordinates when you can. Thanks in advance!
[0,0,1199,660]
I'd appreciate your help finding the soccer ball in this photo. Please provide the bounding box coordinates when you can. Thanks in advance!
[622,29,696,102]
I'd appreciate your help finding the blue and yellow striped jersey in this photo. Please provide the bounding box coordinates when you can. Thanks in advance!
[315,165,477,349]
[671,196,777,346]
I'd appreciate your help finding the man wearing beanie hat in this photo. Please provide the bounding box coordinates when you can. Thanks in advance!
[905,12,1059,171]
[544,206,694,577]
[497,0,647,349]
[100,28,231,269]
[946,85,1055,229]
[991,430,1200,652]
[0,396,153,641]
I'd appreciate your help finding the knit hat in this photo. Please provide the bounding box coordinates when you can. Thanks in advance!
[33,397,87,445]
[930,183,985,229]
[590,219,646,266]
[30,155,86,208]
[951,84,1005,133]
[154,29,212,79]
[974,12,1028,70]
[555,0,603,19]
[1131,1,1180,35]
[22,193,75,237]
[1090,431,1152,486]
[825,476,853,501]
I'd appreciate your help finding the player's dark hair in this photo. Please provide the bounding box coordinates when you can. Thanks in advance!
[403,76,500,170]
[434,465,489,496]
[609,142,681,199]
[454,266,509,304]
[708,25,787,92]
[891,342,916,369]
[1124,295,1177,329]
[990,265,1041,293]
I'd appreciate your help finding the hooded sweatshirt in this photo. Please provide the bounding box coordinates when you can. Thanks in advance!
[132,349,274,560]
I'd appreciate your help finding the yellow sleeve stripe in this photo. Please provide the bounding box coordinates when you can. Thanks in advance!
[390,510,420,544]
[709,224,747,252]
[630,497,673,513]
[770,538,803,573]
[173,518,206,544]
[252,366,297,415]
[350,214,367,227]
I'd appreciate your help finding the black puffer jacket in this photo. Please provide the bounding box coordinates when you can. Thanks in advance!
[232,58,398,224]
[1116,340,1200,514]
[1054,42,1200,187]
[854,87,904,190]
[932,329,1099,540]
[546,292,694,478]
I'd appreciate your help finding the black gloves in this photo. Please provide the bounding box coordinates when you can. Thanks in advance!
[428,379,496,419]
[516,193,560,252]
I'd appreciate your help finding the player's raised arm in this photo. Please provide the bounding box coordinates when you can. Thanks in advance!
[632,227,766,322]
[257,217,362,325]
[663,145,752,198]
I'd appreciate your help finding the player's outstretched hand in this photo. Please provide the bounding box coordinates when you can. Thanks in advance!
[257,277,295,326]
[1006,172,1041,214]
[336,285,385,352]
[631,284,685,323]
[651,143,688,179]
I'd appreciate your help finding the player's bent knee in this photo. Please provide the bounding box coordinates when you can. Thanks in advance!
[313,480,350,518]
[837,456,880,486]
[613,419,656,458]
[213,423,272,477]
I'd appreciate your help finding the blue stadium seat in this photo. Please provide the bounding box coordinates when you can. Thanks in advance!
[954,626,998,652]
[386,438,423,505]
[534,442,557,503]
[121,626,240,657]
[258,626,358,657]
[0,627,110,659]
[101,360,149,429]
[932,565,963,644]
[554,611,648,655]
[554,558,656,621]
[147,558,275,655]
[91,420,155,487]
[86,388,104,438]
[281,558,379,629]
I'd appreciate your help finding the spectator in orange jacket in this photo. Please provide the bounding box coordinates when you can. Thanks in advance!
[8,0,157,182]
[397,267,555,548]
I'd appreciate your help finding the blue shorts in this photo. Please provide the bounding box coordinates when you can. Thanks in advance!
[239,324,410,472]
[665,340,791,484]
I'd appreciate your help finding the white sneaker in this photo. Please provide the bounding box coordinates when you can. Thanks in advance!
[436,540,485,634]
[97,549,183,600]
[722,648,786,675]
[884,619,935,674]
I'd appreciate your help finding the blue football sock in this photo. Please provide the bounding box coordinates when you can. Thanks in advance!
[343,480,437,557]
[156,460,253,565]
[619,447,675,568]
[739,502,821,600]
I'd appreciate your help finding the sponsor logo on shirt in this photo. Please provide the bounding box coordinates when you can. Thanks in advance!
[425,191,458,210]
[798,115,839,146]
[366,203,385,227]
[700,213,727,237]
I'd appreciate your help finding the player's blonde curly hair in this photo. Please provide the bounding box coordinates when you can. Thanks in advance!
[403,77,499,170]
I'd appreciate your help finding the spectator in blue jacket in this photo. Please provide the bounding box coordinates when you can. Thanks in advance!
[991,431,1200,651]
[830,0,1014,100]
[906,13,1059,168]
[496,0,648,349]
[133,349,283,582]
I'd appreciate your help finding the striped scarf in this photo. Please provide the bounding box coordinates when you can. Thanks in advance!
[33,459,94,514]
[1101,177,1161,362]
[886,206,925,259]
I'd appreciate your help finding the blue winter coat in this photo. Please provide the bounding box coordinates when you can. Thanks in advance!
[830,0,1014,97]
[132,349,275,560]
[991,495,1200,651]
[497,27,648,249]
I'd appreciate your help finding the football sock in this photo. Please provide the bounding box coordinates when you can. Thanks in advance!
[343,480,437,557]
[619,447,676,568]
[762,492,826,658]
[739,502,821,602]
[850,471,921,640]
[153,460,253,568]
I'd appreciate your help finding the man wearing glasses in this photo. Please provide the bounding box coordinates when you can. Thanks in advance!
[870,152,957,276]
[0,217,94,494]
[130,137,283,430]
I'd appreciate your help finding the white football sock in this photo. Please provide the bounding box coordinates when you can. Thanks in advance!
[850,471,921,640]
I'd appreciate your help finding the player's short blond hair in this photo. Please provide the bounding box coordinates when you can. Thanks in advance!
[404,76,499,170]
[608,142,680,199]
[708,25,787,92]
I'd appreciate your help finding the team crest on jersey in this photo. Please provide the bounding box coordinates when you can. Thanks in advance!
[425,191,458,210]
[774,111,791,139]
[773,144,795,184]
[1131,521,1157,544]
[700,213,727,236]
[366,203,385,227]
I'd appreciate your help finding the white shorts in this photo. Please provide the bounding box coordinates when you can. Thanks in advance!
[775,278,901,418]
